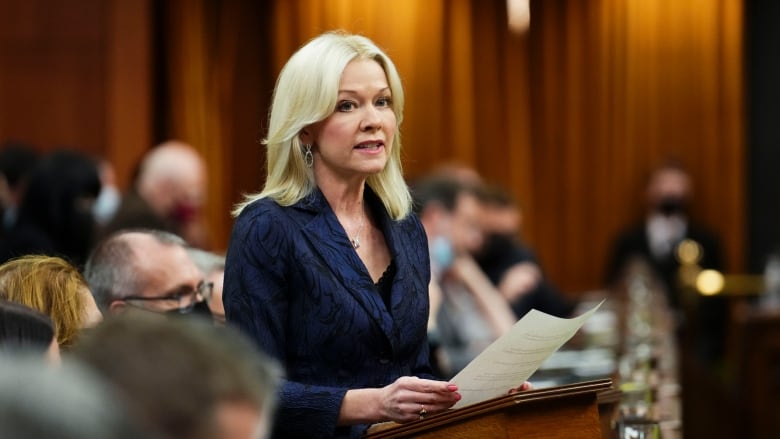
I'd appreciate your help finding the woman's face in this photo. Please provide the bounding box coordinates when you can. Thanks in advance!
[306,59,396,184]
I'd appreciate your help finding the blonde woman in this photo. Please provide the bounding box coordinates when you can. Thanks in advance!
[224,31,462,438]
[0,255,101,348]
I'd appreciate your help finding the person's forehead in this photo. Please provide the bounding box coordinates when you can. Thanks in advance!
[132,239,201,289]
[339,59,388,88]
[455,192,480,211]
[652,169,690,191]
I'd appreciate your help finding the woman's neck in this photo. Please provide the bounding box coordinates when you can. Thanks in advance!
[317,176,367,218]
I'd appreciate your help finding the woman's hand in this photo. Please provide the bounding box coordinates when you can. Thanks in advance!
[377,376,461,423]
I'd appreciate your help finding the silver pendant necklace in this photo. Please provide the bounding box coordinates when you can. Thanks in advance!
[350,217,365,249]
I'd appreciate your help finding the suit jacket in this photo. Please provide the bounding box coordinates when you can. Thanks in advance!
[224,186,434,439]
[605,219,723,309]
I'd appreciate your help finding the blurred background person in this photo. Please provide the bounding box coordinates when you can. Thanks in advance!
[99,140,209,248]
[605,160,727,368]
[0,149,101,266]
[72,311,280,439]
[92,156,122,227]
[0,299,59,363]
[0,255,101,349]
[412,175,517,378]
[84,229,212,318]
[187,247,226,325]
[759,247,780,309]
[474,183,576,319]
[0,141,39,238]
[0,356,145,439]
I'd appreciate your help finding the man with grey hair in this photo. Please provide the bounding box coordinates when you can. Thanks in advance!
[84,228,211,317]
[187,247,226,324]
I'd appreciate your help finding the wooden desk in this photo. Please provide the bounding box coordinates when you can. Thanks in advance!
[727,307,780,439]
[366,379,613,439]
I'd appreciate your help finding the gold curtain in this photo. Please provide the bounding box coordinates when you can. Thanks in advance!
[162,0,235,250]
[527,0,744,291]
[162,0,273,251]
[163,0,743,292]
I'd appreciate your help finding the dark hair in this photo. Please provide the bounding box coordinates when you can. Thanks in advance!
[8,149,101,264]
[477,183,519,209]
[0,141,38,189]
[410,176,477,215]
[0,299,55,354]
[19,149,101,219]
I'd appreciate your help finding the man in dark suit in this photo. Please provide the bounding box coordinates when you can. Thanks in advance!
[606,162,726,366]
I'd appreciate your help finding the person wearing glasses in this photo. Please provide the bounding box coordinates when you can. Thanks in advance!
[84,229,213,318]
[187,247,226,325]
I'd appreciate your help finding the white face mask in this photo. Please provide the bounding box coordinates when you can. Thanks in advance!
[431,235,455,272]
[92,185,121,224]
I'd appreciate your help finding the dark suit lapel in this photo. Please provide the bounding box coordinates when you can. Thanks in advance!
[296,189,397,344]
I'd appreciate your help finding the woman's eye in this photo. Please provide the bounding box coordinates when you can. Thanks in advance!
[337,101,356,112]
[376,96,393,107]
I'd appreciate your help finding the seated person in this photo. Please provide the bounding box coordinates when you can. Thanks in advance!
[84,229,212,318]
[0,355,145,438]
[413,176,517,378]
[99,141,210,248]
[187,248,226,324]
[72,311,280,439]
[0,255,102,349]
[0,299,59,363]
[605,161,726,367]
[0,149,102,266]
[474,183,575,319]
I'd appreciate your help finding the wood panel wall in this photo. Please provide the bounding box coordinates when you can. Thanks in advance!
[0,0,150,189]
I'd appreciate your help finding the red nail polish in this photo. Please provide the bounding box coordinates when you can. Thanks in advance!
[455,393,462,401]
[447,384,458,391]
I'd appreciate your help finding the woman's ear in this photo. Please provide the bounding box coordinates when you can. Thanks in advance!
[299,128,313,145]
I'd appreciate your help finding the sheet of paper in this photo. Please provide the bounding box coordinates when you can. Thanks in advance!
[450,299,605,408]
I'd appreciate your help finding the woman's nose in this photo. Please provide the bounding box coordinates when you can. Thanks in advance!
[360,106,383,131]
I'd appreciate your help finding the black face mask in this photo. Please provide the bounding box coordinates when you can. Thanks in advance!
[655,196,687,217]
[164,300,213,320]
[477,233,515,263]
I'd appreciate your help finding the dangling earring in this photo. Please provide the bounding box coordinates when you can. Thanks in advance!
[303,144,313,168]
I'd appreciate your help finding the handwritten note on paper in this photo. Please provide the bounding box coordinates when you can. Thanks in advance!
[450,300,605,408]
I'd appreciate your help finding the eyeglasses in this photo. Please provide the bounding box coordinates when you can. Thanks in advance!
[124,280,214,314]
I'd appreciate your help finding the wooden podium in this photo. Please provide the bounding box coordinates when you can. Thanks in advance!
[365,379,614,439]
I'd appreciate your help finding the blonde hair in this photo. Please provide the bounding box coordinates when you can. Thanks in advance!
[0,255,90,348]
[233,31,412,220]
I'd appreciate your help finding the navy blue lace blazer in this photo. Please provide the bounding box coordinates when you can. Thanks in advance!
[224,186,434,438]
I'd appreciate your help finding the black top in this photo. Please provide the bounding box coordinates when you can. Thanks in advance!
[375,260,397,312]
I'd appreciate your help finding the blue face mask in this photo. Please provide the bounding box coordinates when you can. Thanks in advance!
[431,236,455,271]
[92,185,121,225]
